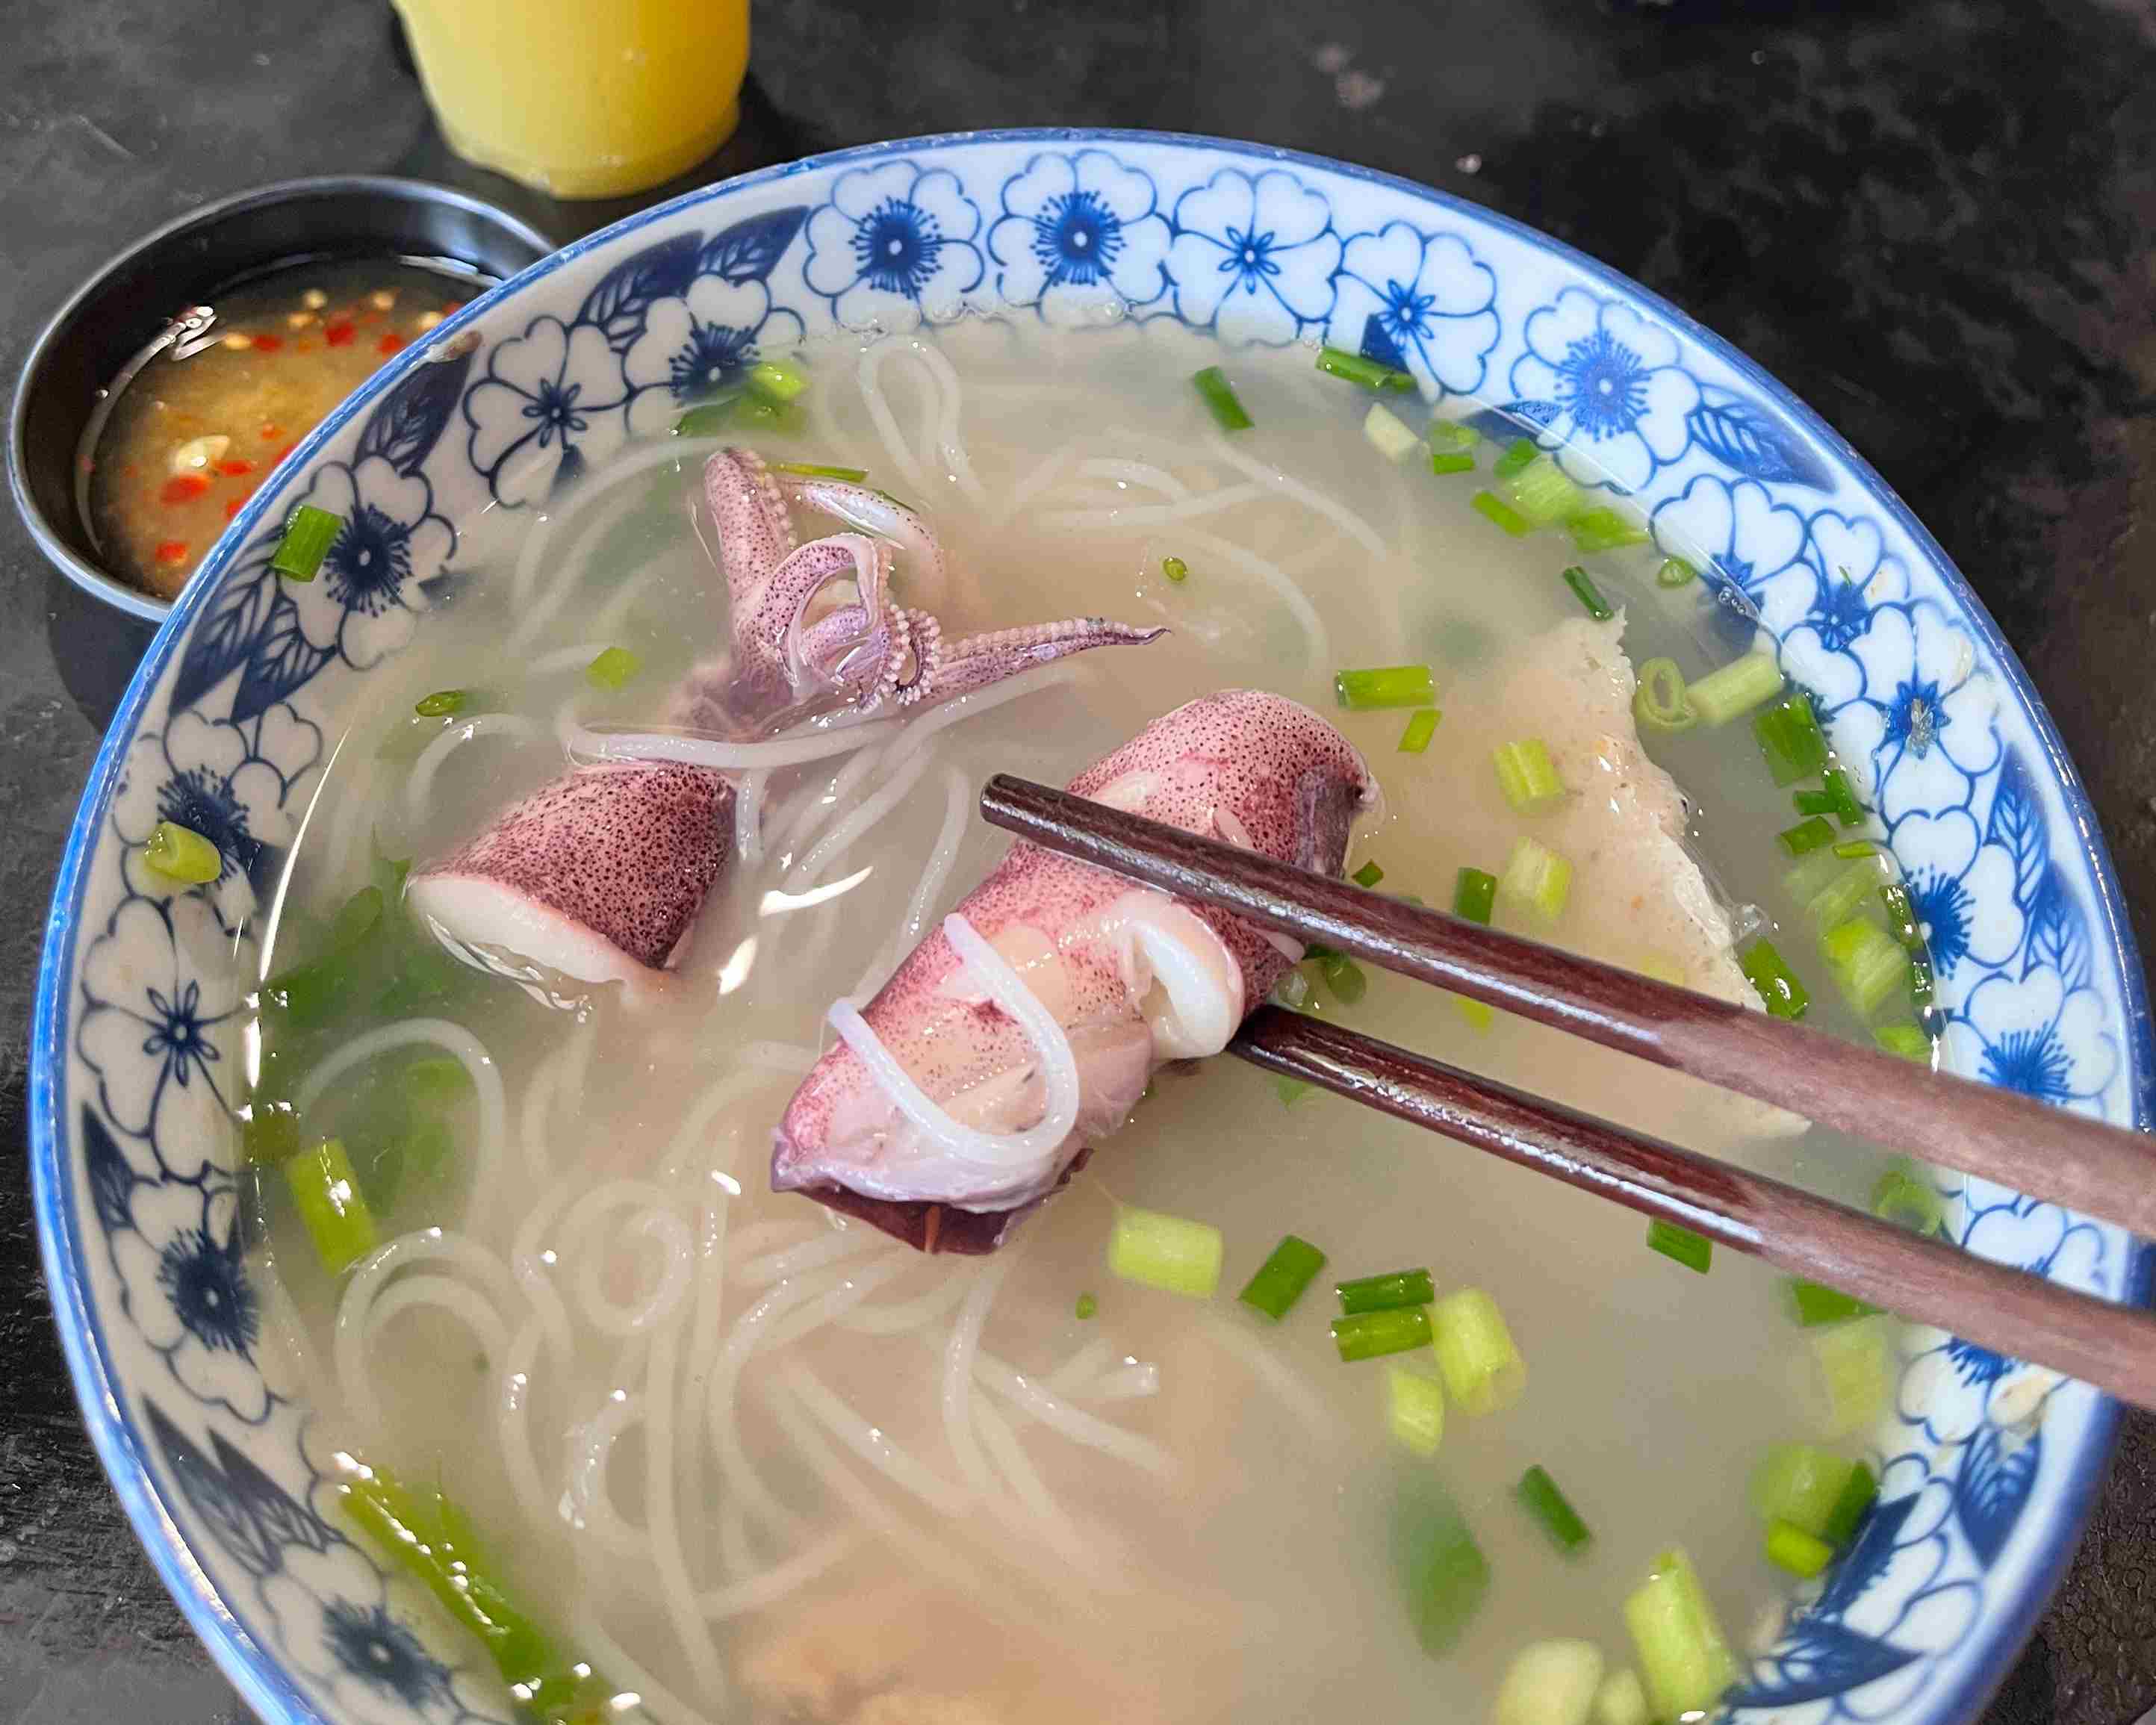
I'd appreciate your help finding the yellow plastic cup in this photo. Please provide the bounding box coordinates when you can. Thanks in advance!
[393,0,751,200]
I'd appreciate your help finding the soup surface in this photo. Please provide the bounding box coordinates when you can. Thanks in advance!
[86,259,476,597]
[238,317,1937,1725]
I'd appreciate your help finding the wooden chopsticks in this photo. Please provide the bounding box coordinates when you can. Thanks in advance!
[978,774,2156,1414]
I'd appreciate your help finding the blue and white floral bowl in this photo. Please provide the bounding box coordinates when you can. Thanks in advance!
[31,130,2149,1725]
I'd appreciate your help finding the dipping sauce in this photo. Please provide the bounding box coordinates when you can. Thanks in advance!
[84,260,476,598]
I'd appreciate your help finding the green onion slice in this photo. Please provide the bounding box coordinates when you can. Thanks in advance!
[746,357,810,403]
[1453,865,1497,925]
[1386,1367,1447,1457]
[1239,1234,1327,1321]
[1568,507,1650,552]
[1429,1287,1525,1416]
[1779,815,1837,857]
[1632,657,1694,732]
[1647,1219,1712,1274]
[1753,691,1830,786]
[1686,652,1784,727]
[142,819,223,885]
[270,504,343,581]
[1107,1205,1223,1297]
[1739,937,1809,1021]
[1494,437,1540,479]
[1560,564,1615,621]
[1429,449,1477,476]
[1470,489,1533,537]
[285,1137,377,1273]
[1352,860,1385,888]
[1493,737,1565,813]
[770,459,866,482]
[1656,556,1699,588]
[1192,365,1253,431]
[1765,1518,1837,1579]
[1337,1267,1436,1314]
[1786,1278,1881,1327]
[585,645,642,690]
[1335,664,1436,710]
[1516,1464,1594,1554]
[1161,553,1189,583]
[1397,708,1441,753]
[1331,1305,1433,1362]
[1315,345,1414,391]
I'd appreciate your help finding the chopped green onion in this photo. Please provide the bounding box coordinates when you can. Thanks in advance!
[243,1100,299,1168]
[1429,1287,1525,1416]
[1429,450,1477,476]
[1494,1639,1606,1725]
[1352,860,1385,888]
[1872,1161,1946,1234]
[1075,1291,1098,1320]
[285,1138,377,1274]
[1778,815,1837,857]
[1192,365,1253,431]
[1753,691,1830,786]
[1655,556,1698,589]
[1494,437,1541,479]
[1739,938,1809,1021]
[1632,657,1694,732]
[1789,849,1894,932]
[1335,663,1436,710]
[1560,565,1615,622]
[1161,554,1189,583]
[1908,951,1936,1009]
[1821,916,1910,1018]
[1503,456,1586,526]
[1471,490,1534,537]
[1825,1460,1880,1545]
[1338,1267,1435,1314]
[1516,1465,1593,1555]
[1270,966,1312,1010]
[1499,836,1573,925]
[1748,1443,1874,1540]
[746,357,810,403]
[339,1467,605,1719]
[1623,1547,1738,1724]
[1567,507,1650,552]
[1765,1518,1837,1579]
[1331,1305,1433,1361]
[1593,1667,1650,1725]
[1386,1366,1448,1457]
[1453,866,1497,925]
[1398,708,1441,753]
[1318,951,1367,1004]
[1874,1022,1933,1064]
[1685,652,1784,726]
[1801,1314,1895,1440]
[270,504,343,580]
[1879,881,1922,948]
[1107,1206,1223,1298]
[1427,418,1482,453]
[770,459,868,482]
[674,397,743,437]
[1795,766,1868,826]
[1646,1219,1713,1275]
[1239,1234,1328,1320]
[142,819,223,885]
[403,1054,470,1106]
[1786,1278,1881,1327]
[1315,345,1413,391]
[1390,1477,1490,1656]
[1364,402,1423,462]
[1271,1073,1317,1107]
[585,645,642,690]
[413,688,472,718]
[1833,838,1882,860]
[1493,738,1565,813]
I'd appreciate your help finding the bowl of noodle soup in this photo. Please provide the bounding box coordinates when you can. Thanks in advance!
[31,130,2149,1725]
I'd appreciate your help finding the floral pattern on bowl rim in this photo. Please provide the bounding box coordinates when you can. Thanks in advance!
[30,129,2151,1725]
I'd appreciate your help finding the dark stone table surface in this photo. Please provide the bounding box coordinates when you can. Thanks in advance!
[1,0,2152,1718]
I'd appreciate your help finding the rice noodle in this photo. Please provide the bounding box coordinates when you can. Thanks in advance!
[494,1315,556,1532]
[729,1222,881,1289]
[972,1390,1099,1573]
[1075,456,1191,500]
[908,338,990,507]
[858,341,936,497]
[404,713,545,822]
[362,1272,510,1370]
[761,1254,915,1350]
[568,1609,719,1725]
[1044,1334,1117,1396]
[524,641,622,678]
[694,1528,857,1621]
[784,742,936,888]
[772,738,891,860]
[1175,526,1332,670]
[733,770,765,865]
[1035,482,1264,534]
[1204,432,1388,558]
[641,1323,728,1700]
[940,1246,1015,1500]
[562,1387,652,1557]
[972,1349,1177,1480]
[836,1258,981,1336]
[782,1360,971,1517]
[825,911,1081,1174]
[296,1020,509,1210]
[848,763,970,1002]
[1082,1361,1162,1402]
[565,716,901,771]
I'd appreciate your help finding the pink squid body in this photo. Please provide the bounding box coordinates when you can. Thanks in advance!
[771,691,1374,1252]
[406,764,731,990]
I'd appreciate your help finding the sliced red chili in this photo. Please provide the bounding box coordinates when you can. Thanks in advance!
[323,321,355,348]
[224,497,244,519]
[155,539,190,565]
[216,458,255,477]
[376,332,407,356]
[259,423,282,441]
[160,473,211,505]
[252,333,284,352]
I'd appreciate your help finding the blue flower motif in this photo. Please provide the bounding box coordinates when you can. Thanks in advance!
[1944,969,2119,1119]
[1826,605,2001,822]
[78,892,242,1177]
[1166,167,1340,344]
[1510,289,1702,490]
[464,315,628,508]
[990,149,1171,323]
[804,161,985,331]
[108,1178,267,1420]
[1897,1202,2104,1443]
[1886,811,2028,982]
[282,458,455,669]
[1327,222,1499,397]
[1779,511,1913,712]
[622,276,805,437]
[1650,473,1811,638]
[323,1598,455,1710]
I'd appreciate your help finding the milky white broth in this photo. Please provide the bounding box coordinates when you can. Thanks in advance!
[247,315,1927,1725]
